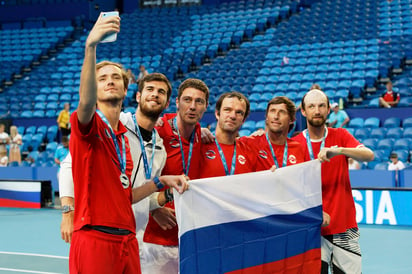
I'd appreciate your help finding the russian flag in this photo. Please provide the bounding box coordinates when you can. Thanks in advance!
[174,160,322,274]
[0,181,42,208]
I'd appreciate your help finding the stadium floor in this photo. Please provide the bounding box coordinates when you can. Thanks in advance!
[0,208,410,274]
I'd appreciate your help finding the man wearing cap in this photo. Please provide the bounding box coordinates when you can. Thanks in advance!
[327,102,350,128]
[388,152,406,171]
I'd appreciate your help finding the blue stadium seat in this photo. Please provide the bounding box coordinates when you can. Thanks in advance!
[362,138,378,150]
[374,162,388,170]
[348,117,364,128]
[255,120,265,130]
[403,117,412,129]
[30,133,44,151]
[393,138,412,151]
[370,128,387,139]
[242,120,256,131]
[398,97,412,107]
[46,142,58,154]
[368,98,380,108]
[354,128,370,140]
[363,117,380,128]
[386,128,403,139]
[46,125,58,142]
[21,134,33,152]
[404,128,412,139]
[238,129,251,137]
[25,125,37,135]
[373,149,390,162]
[383,117,401,128]
[377,138,394,151]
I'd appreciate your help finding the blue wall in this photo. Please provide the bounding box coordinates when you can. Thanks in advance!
[0,166,59,194]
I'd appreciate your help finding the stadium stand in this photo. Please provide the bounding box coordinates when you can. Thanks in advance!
[0,0,411,174]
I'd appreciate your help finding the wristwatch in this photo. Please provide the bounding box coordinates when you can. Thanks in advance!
[61,205,74,214]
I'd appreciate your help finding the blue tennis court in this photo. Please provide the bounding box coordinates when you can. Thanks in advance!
[0,208,411,273]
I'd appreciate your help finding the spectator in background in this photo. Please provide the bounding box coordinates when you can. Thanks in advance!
[54,136,69,168]
[126,68,137,85]
[8,125,22,164]
[328,102,350,128]
[0,123,10,159]
[136,64,149,83]
[57,102,71,140]
[388,152,405,171]
[379,81,400,108]
[348,157,361,170]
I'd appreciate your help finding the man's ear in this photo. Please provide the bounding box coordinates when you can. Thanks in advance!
[136,92,141,104]
[301,108,307,118]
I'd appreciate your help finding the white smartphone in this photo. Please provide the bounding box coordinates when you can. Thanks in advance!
[101,11,119,43]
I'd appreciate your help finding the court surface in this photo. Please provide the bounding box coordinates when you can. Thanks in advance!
[0,208,411,274]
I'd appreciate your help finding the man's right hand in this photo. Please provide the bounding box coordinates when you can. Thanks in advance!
[159,175,189,194]
[86,12,120,47]
[61,211,74,243]
[151,207,177,230]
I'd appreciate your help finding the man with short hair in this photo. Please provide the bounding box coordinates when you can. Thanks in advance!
[388,152,405,171]
[65,14,188,273]
[293,88,374,274]
[199,91,257,178]
[242,96,305,171]
[142,78,209,274]
[379,81,400,108]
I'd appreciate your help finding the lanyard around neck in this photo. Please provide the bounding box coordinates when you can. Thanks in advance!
[96,110,126,174]
[265,132,288,168]
[305,128,326,160]
[215,139,236,176]
[173,117,194,176]
[133,114,156,180]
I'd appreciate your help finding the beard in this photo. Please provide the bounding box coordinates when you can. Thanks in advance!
[140,101,164,121]
[307,116,326,127]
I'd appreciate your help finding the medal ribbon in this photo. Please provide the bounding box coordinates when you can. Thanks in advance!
[173,117,194,176]
[96,110,126,174]
[133,114,156,179]
[305,128,326,160]
[215,139,236,176]
[265,132,288,168]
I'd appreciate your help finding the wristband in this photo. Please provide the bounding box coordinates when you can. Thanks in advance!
[153,176,164,190]
[165,188,174,203]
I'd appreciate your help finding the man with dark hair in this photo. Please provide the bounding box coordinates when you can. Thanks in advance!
[293,88,374,274]
[242,96,305,171]
[63,13,188,273]
[199,91,256,178]
[142,78,209,273]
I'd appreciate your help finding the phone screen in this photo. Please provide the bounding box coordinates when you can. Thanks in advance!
[101,11,119,43]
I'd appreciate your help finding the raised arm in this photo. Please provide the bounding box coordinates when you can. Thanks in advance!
[77,13,120,125]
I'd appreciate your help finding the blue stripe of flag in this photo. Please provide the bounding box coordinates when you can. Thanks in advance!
[0,189,41,203]
[180,205,322,274]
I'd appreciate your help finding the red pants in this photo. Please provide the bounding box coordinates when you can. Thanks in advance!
[69,227,141,274]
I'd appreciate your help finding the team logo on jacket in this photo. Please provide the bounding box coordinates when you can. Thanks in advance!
[205,150,216,159]
[288,155,297,164]
[258,150,268,159]
[169,137,180,148]
[238,155,246,165]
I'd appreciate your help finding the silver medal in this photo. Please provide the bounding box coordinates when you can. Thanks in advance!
[120,173,130,189]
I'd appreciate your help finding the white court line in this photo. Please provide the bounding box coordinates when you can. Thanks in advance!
[0,267,63,274]
[0,251,68,260]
